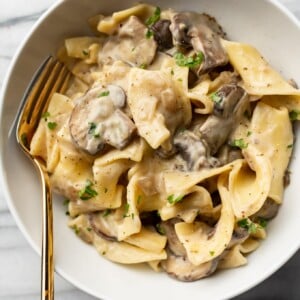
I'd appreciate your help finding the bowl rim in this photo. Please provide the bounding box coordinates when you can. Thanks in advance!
[0,0,300,299]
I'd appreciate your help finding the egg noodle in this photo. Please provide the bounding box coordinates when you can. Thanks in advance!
[30,3,300,281]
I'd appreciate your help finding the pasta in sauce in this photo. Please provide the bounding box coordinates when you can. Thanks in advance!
[30,3,300,281]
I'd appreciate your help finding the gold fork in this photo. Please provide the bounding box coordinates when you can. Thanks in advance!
[15,56,71,300]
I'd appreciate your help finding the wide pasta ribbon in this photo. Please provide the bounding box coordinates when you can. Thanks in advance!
[175,173,234,266]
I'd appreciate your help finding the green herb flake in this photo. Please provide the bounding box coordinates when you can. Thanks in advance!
[167,194,184,205]
[103,209,111,217]
[42,111,50,121]
[98,91,110,98]
[72,225,80,235]
[170,69,174,75]
[230,138,248,149]
[209,250,215,256]
[145,29,154,39]
[86,227,92,232]
[88,122,100,138]
[78,179,98,200]
[137,195,142,205]
[247,131,252,137]
[156,223,165,235]
[47,122,57,130]
[123,203,130,218]
[237,218,261,234]
[174,51,204,69]
[287,144,293,149]
[257,217,268,228]
[63,199,70,206]
[289,110,300,121]
[102,251,106,255]
[145,7,161,26]
[248,222,257,234]
[82,49,89,56]
[210,92,222,104]
[139,63,147,69]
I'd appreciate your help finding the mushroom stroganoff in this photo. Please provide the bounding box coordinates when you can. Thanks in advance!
[30,3,300,281]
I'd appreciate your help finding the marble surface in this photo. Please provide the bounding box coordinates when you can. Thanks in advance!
[0,0,299,299]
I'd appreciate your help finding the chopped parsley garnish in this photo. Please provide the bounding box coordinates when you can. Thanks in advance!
[247,131,252,137]
[139,63,147,69]
[289,110,300,121]
[174,51,204,68]
[156,223,165,235]
[72,225,80,235]
[209,250,215,256]
[78,179,98,200]
[170,69,174,75]
[287,144,293,149]
[82,49,89,56]
[86,227,92,232]
[167,194,184,205]
[137,195,142,205]
[42,111,50,121]
[210,92,222,104]
[47,122,57,130]
[237,218,265,234]
[98,91,110,97]
[63,199,70,206]
[145,7,161,26]
[88,122,100,138]
[145,29,154,39]
[230,138,248,149]
[256,217,268,228]
[123,203,130,218]
[103,209,111,217]
[42,112,57,130]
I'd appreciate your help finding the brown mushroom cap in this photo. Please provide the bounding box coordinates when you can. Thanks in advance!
[69,84,136,155]
[101,15,157,67]
[88,212,118,242]
[170,12,228,74]
[161,253,219,282]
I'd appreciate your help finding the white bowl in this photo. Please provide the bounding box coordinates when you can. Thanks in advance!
[0,0,299,299]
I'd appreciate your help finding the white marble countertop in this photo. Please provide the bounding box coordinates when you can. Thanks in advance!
[0,0,299,299]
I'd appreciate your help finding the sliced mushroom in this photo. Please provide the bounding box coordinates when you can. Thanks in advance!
[217,144,243,166]
[160,219,186,257]
[69,84,136,155]
[101,16,157,67]
[161,253,219,282]
[173,84,248,170]
[170,12,228,74]
[251,198,280,221]
[199,84,249,155]
[227,227,249,249]
[151,19,173,50]
[88,211,118,242]
[159,218,220,281]
[173,130,219,170]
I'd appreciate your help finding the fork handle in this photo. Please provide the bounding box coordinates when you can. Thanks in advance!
[34,158,54,300]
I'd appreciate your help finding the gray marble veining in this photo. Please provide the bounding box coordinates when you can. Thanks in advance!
[0,0,299,299]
